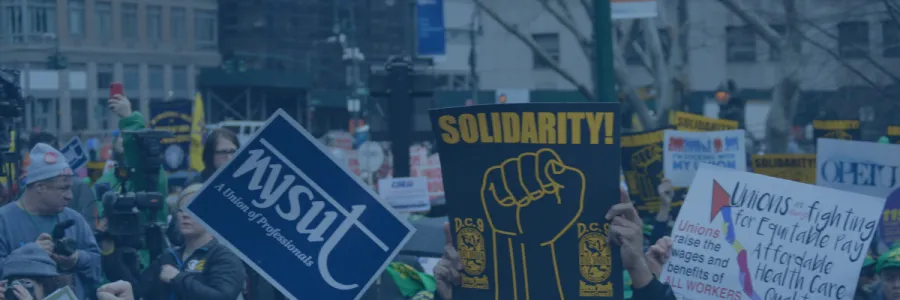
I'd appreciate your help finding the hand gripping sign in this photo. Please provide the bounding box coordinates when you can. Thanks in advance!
[432,103,623,300]
[184,109,415,300]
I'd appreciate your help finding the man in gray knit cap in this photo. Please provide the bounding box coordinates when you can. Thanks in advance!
[0,242,62,299]
[0,143,101,300]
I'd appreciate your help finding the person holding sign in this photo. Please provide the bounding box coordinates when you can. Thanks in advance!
[870,248,900,300]
[136,184,246,300]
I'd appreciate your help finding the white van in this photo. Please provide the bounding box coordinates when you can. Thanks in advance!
[215,121,265,146]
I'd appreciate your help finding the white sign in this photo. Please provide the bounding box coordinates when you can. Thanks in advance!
[358,141,385,173]
[59,136,88,170]
[661,165,884,300]
[816,138,900,198]
[44,286,78,300]
[611,0,658,20]
[378,177,431,213]
[663,129,746,187]
[495,89,530,104]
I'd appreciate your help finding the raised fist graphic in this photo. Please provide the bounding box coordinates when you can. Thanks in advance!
[479,148,586,300]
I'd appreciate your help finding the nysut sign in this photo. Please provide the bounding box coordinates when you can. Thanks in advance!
[184,109,415,300]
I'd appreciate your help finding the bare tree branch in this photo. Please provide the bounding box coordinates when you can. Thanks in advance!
[552,0,577,25]
[884,0,900,26]
[714,0,782,47]
[800,33,884,92]
[473,0,594,100]
[578,0,595,25]
[804,20,900,84]
[537,0,592,56]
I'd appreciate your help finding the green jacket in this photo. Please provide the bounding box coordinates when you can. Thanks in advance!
[96,111,169,270]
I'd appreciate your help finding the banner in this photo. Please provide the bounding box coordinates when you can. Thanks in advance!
[431,103,622,299]
[670,111,738,132]
[882,188,900,247]
[150,100,193,172]
[816,138,900,198]
[59,137,88,171]
[621,128,667,215]
[887,125,900,144]
[750,154,816,184]
[184,109,415,300]
[812,119,860,141]
[661,165,883,300]
[664,130,747,187]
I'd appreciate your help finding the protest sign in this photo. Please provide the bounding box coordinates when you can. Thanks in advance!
[431,103,622,300]
[670,111,738,132]
[59,137,88,170]
[663,129,746,187]
[887,125,900,144]
[184,109,415,300]
[881,188,900,247]
[661,165,884,300]
[149,100,193,172]
[750,154,816,184]
[813,119,860,141]
[621,127,669,215]
[378,177,431,213]
[816,138,900,198]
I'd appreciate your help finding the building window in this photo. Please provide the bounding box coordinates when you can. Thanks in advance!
[171,7,186,42]
[531,33,560,69]
[68,0,85,37]
[96,64,113,89]
[95,1,112,39]
[195,10,217,50]
[72,98,88,131]
[726,25,756,62]
[4,6,24,43]
[28,0,57,37]
[149,65,164,89]
[123,65,139,89]
[173,66,188,90]
[147,5,162,41]
[121,3,138,40]
[883,21,900,58]
[838,21,869,58]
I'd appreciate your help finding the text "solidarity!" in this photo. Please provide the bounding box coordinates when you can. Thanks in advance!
[438,112,615,145]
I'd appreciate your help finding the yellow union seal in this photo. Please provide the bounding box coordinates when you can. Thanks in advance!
[579,231,612,283]
[457,227,487,276]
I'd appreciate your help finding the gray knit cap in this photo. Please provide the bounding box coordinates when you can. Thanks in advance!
[25,143,73,185]
[1,243,59,279]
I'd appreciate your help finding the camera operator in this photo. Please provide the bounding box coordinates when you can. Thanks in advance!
[0,144,102,300]
[137,184,245,300]
[0,243,71,300]
[96,95,168,270]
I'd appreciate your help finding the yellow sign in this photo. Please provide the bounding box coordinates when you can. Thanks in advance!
[750,154,816,184]
[812,120,859,141]
[670,111,738,132]
[621,129,668,213]
[887,125,900,144]
[455,218,489,290]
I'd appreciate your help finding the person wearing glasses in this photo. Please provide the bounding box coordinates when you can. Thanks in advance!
[137,184,246,300]
[0,144,102,300]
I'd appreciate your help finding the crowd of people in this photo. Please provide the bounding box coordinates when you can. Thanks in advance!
[0,96,894,300]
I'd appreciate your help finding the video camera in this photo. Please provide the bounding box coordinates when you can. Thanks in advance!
[100,129,171,255]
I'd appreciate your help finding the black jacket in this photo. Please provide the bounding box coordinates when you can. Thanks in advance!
[138,238,246,300]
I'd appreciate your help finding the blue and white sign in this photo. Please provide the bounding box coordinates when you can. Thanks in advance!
[378,177,430,213]
[816,138,900,198]
[416,0,446,56]
[663,129,747,187]
[59,137,88,170]
[185,109,416,300]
